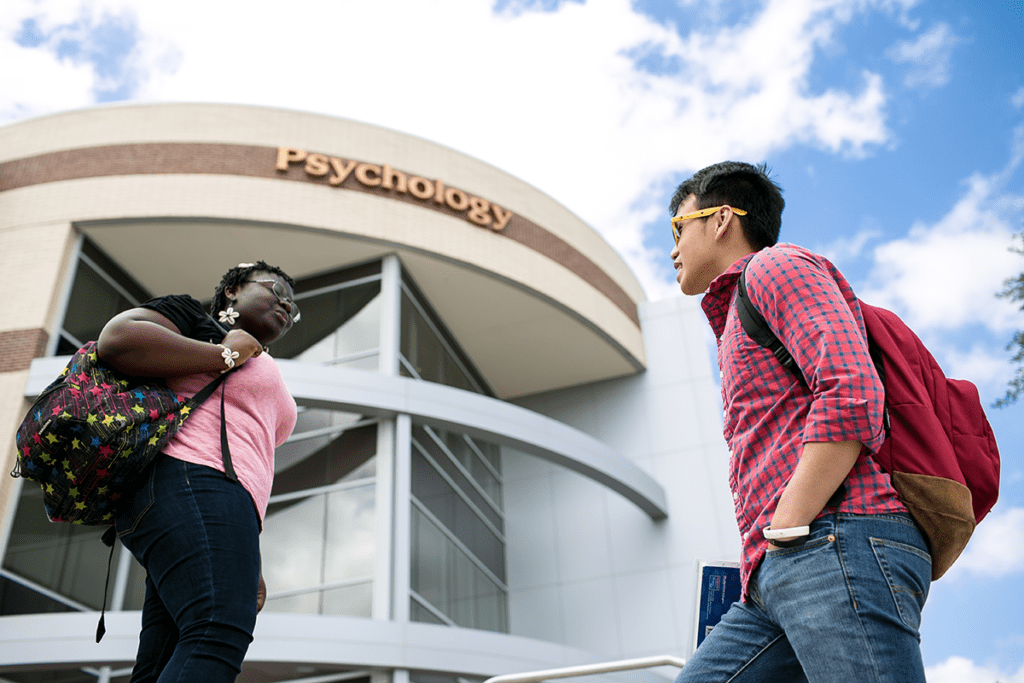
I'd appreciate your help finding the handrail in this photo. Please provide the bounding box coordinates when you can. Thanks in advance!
[483,654,686,683]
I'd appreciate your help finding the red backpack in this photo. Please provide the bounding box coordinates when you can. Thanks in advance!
[737,266,1000,580]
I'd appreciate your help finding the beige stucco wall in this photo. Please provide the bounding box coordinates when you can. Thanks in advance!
[0,102,644,307]
[0,220,77,550]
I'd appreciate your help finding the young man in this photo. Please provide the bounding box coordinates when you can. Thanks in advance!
[670,162,931,682]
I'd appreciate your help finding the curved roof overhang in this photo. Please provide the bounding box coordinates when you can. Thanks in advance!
[0,103,649,399]
[24,356,668,519]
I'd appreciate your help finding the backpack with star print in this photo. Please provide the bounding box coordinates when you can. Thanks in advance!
[11,341,226,526]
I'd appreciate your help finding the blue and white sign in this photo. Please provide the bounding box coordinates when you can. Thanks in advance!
[694,561,741,652]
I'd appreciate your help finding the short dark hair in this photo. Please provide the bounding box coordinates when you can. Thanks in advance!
[669,161,784,250]
[211,261,296,314]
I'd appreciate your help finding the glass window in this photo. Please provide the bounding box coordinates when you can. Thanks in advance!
[262,590,320,615]
[272,421,377,496]
[0,575,76,616]
[410,449,504,582]
[56,239,149,354]
[409,598,447,625]
[425,426,502,515]
[272,263,382,369]
[410,507,507,633]
[260,422,377,618]
[260,484,376,617]
[413,426,502,532]
[323,486,376,584]
[410,419,507,633]
[400,283,490,395]
[1,485,122,613]
[60,261,134,349]
[322,581,373,617]
[262,494,327,593]
[121,558,148,611]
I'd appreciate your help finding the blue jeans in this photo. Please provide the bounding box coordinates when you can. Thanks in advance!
[115,456,261,683]
[677,513,931,683]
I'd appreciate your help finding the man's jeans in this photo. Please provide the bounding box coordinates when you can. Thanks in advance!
[676,513,931,683]
[115,456,261,683]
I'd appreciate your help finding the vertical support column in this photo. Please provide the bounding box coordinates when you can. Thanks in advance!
[378,254,402,378]
[110,542,134,611]
[392,413,412,624]
[371,418,395,621]
[374,253,408,625]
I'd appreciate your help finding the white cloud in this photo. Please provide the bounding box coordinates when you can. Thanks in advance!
[926,655,1024,683]
[0,34,97,119]
[0,0,99,119]
[1013,87,1024,110]
[0,0,917,299]
[936,343,1015,395]
[818,223,884,263]
[858,144,1024,336]
[886,21,958,88]
[943,507,1024,580]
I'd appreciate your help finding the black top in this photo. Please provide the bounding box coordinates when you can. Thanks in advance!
[141,295,226,344]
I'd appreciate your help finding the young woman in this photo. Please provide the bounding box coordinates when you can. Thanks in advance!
[97,261,300,683]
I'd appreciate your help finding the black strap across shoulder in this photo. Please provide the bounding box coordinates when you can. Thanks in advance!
[735,262,889,434]
[96,313,236,642]
[736,265,808,388]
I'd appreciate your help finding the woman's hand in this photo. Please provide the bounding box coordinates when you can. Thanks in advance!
[257,572,267,612]
[220,328,264,368]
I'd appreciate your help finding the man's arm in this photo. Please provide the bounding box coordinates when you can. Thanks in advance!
[770,440,862,534]
[746,248,886,536]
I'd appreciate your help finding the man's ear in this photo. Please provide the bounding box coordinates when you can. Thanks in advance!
[714,209,732,239]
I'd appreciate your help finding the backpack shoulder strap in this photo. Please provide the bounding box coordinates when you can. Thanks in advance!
[736,263,808,388]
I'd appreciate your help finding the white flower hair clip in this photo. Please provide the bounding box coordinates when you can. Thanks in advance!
[218,306,240,325]
[237,262,255,268]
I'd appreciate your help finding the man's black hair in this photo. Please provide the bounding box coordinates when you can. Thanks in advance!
[669,161,784,250]
[211,261,296,314]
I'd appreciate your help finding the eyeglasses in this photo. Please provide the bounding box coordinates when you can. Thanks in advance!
[249,279,301,323]
[671,206,748,242]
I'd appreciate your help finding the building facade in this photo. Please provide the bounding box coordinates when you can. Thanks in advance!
[0,103,739,683]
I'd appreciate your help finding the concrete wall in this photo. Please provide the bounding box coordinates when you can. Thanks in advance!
[505,295,740,658]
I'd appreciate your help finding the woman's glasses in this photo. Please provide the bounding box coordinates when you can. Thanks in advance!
[249,279,301,323]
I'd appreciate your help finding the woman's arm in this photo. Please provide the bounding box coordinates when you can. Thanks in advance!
[97,308,262,377]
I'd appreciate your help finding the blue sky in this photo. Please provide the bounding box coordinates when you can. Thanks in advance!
[2,0,1023,680]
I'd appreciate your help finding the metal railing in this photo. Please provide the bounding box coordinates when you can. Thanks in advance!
[483,655,686,683]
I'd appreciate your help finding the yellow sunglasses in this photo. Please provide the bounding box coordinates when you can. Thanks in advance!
[671,205,748,242]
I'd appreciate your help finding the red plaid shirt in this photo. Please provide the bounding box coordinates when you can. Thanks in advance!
[701,244,905,597]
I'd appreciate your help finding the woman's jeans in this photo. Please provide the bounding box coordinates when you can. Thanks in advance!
[115,456,261,683]
[676,513,932,683]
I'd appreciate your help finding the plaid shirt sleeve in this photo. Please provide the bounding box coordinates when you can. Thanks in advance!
[745,247,886,453]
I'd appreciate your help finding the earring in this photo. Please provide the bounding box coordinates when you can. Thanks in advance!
[218,303,239,325]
